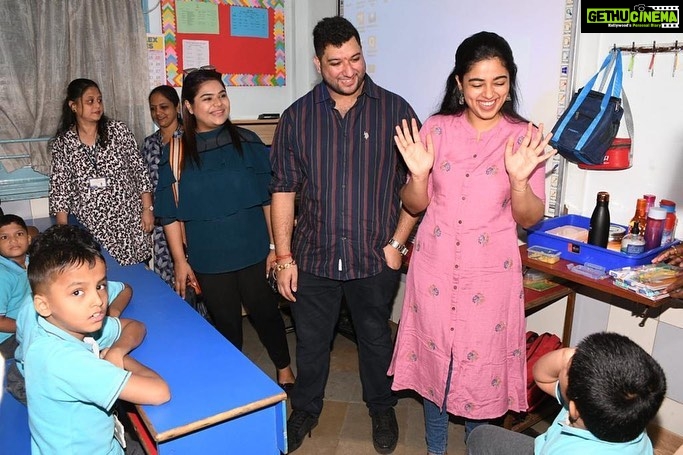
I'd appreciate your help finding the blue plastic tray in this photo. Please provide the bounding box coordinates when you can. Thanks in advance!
[526,215,680,271]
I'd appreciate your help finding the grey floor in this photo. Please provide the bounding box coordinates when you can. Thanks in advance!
[241,311,551,455]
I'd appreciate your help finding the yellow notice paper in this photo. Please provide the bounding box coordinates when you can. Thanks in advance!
[176,1,219,35]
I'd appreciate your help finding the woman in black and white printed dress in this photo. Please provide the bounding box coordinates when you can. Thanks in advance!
[49,78,153,266]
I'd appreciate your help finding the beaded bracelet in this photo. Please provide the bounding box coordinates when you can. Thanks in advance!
[274,260,297,272]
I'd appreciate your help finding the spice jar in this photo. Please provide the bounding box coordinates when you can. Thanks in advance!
[607,224,626,251]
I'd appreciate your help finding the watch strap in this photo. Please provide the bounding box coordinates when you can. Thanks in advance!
[388,238,408,256]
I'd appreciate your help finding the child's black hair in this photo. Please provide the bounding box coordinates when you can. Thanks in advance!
[27,225,104,295]
[567,332,666,442]
[0,214,28,231]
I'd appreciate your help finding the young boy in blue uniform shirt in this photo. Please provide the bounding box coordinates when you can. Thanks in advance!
[20,224,170,454]
[0,214,32,359]
[7,225,134,405]
[466,332,667,455]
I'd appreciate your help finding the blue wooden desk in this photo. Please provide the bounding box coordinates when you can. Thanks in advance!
[0,360,30,454]
[106,259,287,454]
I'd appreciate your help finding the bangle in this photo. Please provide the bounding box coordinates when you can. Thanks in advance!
[511,184,528,193]
[274,260,297,272]
[276,253,292,261]
[269,243,276,250]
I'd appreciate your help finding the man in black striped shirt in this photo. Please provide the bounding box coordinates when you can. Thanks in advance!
[270,16,419,454]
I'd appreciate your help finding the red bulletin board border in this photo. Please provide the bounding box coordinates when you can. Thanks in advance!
[161,0,285,87]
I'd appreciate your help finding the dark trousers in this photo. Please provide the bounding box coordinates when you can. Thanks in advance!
[290,266,400,416]
[465,424,535,455]
[195,260,291,369]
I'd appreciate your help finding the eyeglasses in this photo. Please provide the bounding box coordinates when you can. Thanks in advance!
[182,65,216,75]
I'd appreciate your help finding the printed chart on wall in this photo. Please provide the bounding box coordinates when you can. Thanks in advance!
[161,0,285,87]
[340,0,576,217]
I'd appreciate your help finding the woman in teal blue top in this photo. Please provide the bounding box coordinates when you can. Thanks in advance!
[154,68,294,389]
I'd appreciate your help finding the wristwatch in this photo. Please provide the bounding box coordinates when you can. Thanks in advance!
[388,238,408,256]
[145,205,154,212]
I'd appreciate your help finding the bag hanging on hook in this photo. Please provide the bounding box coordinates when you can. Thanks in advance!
[577,81,634,170]
[550,50,632,166]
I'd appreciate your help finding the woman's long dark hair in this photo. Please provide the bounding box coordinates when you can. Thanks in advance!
[436,31,527,123]
[55,78,110,148]
[180,69,242,167]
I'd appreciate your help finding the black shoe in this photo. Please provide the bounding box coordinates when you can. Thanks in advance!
[370,408,398,454]
[287,409,319,453]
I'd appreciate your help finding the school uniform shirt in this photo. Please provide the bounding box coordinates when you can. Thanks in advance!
[49,120,153,266]
[535,382,654,454]
[25,315,130,455]
[388,114,546,419]
[0,255,30,343]
[155,126,272,273]
[269,76,418,280]
[14,281,126,376]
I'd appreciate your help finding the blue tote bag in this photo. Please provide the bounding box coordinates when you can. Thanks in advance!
[550,50,624,165]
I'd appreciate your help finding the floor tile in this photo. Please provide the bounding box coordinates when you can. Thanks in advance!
[242,316,677,455]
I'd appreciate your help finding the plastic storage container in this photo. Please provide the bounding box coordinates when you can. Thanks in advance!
[526,215,680,271]
[527,245,562,264]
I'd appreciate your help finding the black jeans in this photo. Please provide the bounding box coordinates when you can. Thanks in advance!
[195,260,291,369]
[290,266,400,416]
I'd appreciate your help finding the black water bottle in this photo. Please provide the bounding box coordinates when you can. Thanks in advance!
[587,191,610,248]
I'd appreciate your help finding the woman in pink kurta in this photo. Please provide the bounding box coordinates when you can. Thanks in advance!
[388,32,557,455]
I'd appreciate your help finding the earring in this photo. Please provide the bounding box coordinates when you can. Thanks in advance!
[506,94,512,102]
[458,93,464,105]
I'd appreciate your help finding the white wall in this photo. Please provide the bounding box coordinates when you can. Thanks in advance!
[563,29,683,437]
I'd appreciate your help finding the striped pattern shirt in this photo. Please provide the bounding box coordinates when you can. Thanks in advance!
[270,76,418,280]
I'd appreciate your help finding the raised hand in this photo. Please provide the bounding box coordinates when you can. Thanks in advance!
[394,118,434,179]
[504,122,557,188]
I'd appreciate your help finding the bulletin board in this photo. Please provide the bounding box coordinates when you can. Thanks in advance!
[161,0,285,87]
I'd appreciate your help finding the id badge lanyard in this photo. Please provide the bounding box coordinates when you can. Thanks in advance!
[86,142,107,211]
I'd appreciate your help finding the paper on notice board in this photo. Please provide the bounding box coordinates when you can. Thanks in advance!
[147,34,166,89]
[230,6,268,38]
[182,40,210,70]
[176,0,219,34]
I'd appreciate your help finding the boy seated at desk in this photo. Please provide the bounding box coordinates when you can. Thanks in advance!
[19,224,170,453]
[466,332,667,455]
[0,214,33,360]
[6,224,134,405]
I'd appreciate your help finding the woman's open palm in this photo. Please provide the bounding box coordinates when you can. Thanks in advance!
[394,118,434,178]
[504,122,557,182]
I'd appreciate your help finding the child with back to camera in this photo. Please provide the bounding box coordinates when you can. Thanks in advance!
[466,331,667,454]
[20,224,170,454]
